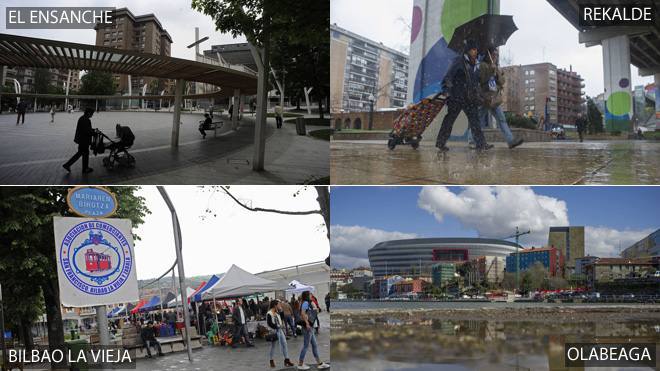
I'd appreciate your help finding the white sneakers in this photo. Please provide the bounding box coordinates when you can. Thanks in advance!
[297,361,330,369]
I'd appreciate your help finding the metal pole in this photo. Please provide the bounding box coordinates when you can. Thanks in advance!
[157,187,193,362]
[0,284,7,371]
[159,282,164,323]
[515,226,520,293]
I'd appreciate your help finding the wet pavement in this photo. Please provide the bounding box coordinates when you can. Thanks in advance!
[330,140,660,185]
[0,112,329,184]
[331,305,660,371]
[135,312,330,371]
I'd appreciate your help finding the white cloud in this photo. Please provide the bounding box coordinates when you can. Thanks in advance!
[330,225,417,268]
[417,187,569,246]
[585,227,653,257]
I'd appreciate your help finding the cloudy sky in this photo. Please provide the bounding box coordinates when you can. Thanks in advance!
[330,0,654,97]
[1,0,246,61]
[331,186,659,269]
[131,186,328,280]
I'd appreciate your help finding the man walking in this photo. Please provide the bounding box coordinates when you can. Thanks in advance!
[16,100,26,125]
[575,113,587,143]
[477,47,523,149]
[63,107,95,174]
[274,103,283,129]
[231,299,254,348]
[435,40,492,152]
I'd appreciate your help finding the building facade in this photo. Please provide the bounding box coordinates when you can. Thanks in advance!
[368,237,520,278]
[432,263,456,287]
[505,246,564,277]
[330,24,408,113]
[621,228,660,259]
[548,226,585,274]
[94,8,173,94]
[2,66,79,94]
[502,63,584,125]
[584,257,656,286]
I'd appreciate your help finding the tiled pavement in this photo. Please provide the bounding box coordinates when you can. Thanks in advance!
[0,111,329,185]
[134,312,330,371]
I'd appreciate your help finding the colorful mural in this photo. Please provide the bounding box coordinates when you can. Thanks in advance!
[407,0,492,104]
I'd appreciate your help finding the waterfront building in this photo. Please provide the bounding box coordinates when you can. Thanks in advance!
[505,246,564,277]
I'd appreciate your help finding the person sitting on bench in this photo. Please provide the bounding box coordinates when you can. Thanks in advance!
[199,113,213,138]
[141,321,164,358]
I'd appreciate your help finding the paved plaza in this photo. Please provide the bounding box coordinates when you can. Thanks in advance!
[331,140,660,185]
[134,312,330,371]
[0,111,329,184]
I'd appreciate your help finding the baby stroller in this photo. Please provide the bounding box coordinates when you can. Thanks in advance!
[92,124,136,169]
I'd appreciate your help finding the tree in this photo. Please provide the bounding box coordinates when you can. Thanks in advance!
[79,70,116,109]
[0,187,149,368]
[521,262,547,293]
[586,97,604,134]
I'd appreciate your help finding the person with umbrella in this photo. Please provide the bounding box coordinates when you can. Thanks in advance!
[435,39,491,152]
[477,46,523,149]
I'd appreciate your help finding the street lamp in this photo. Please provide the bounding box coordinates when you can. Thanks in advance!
[368,93,375,131]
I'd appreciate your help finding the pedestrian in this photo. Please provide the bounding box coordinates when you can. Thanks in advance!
[267,300,295,368]
[209,105,214,119]
[198,113,212,138]
[324,293,330,313]
[228,104,233,120]
[472,47,524,149]
[310,294,321,334]
[275,103,283,129]
[231,298,254,348]
[296,291,330,370]
[280,299,297,338]
[50,106,55,124]
[16,100,26,125]
[140,321,164,358]
[62,107,95,174]
[576,113,587,143]
[435,39,492,152]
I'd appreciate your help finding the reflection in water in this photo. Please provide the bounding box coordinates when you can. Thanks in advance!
[331,308,660,371]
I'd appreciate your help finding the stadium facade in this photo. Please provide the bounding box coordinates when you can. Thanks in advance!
[368,237,521,278]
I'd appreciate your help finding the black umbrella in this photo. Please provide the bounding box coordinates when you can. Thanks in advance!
[447,14,518,53]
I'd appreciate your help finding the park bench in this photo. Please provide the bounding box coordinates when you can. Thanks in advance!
[199,120,226,138]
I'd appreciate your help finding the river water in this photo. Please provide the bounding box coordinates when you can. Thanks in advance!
[331,301,660,371]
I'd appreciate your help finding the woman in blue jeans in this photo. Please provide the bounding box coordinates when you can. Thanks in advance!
[267,300,294,368]
[297,291,330,370]
[469,47,523,149]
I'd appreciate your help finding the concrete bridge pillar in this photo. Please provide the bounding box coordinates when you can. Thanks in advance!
[602,35,632,133]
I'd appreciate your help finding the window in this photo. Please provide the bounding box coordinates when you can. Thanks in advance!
[530,70,535,75]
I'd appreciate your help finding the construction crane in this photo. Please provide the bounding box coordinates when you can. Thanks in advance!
[502,226,531,292]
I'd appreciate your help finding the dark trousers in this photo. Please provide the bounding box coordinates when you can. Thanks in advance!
[199,126,207,137]
[16,111,25,124]
[64,143,90,170]
[276,116,283,128]
[436,100,485,148]
[144,339,162,357]
[578,130,584,142]
[233,323,251,346]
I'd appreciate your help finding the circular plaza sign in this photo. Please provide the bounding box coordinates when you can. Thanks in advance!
[66,186,118,218]
[59,220,133,296]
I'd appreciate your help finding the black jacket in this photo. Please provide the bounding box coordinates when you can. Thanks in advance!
[442,55,481,104]
[232,306,247,325]
[140,326,156,342]
[266,311,282,330]
[74,115,93,145]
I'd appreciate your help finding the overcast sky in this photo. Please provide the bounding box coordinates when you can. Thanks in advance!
[132,186,328,280]
[1,0,246,61]
[330,0,654,97]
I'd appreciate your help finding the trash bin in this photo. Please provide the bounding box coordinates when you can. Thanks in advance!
[66,338,90,371]
[295,117,306,136]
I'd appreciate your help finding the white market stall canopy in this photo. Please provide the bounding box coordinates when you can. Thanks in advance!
[167,287,196,308]
[206,264,285,299]
[286,280,315,294]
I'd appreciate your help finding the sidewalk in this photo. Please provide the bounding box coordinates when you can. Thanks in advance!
[0,111,328,184]
[331,139,660,185]
[135,312,330,371]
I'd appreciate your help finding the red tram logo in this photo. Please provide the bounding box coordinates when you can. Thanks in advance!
[84,249,112,272]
